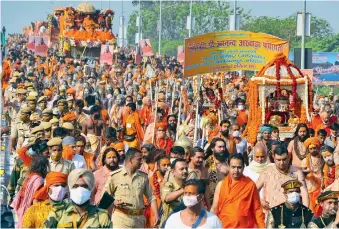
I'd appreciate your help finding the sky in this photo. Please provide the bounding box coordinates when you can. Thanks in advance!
[1,0,339,36]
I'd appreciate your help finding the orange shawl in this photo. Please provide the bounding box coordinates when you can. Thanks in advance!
[217,175,265,228]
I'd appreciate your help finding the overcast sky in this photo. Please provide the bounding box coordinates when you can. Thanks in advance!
[2,1,339,36]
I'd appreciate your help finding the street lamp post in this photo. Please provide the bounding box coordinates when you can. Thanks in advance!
[301,0,306,69]
[188,0,193,37]
[138,0,141,47]
[159,0,162,55]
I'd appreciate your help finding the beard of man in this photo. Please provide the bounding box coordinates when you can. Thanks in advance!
[106,162,119,171]
[222,130,229,138]
[168,123,177,131]
[298,135,308,142]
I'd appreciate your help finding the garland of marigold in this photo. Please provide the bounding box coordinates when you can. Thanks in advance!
[276,61,281,98]
[323,163,336,188]
[152,171,161,200]
[286,63,298,109]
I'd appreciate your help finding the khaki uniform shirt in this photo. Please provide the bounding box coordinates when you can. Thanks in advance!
[49,158,75,174]
[43,202,112,228]
[103,167,155,210]
[10,120,31,149]
[9,100,23,124]
[160,179,183,226]
[4,86,16,103]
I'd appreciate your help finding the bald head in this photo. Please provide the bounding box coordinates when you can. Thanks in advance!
[253,144,267,164]
[320,111,329,125]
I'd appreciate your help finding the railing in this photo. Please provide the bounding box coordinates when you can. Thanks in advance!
[0,110,10,205]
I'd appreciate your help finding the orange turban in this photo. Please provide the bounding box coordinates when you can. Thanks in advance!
[44,89,52,96]
[62,146,75,161]
[139,87,147,96]
[63,112,76,121]
[304,137,321,149]
[33,172,68,201]
[66,87,76,95]
[112,142,125,151]
[156,122,167,131]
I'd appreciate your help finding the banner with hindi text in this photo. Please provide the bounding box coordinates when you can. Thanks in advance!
[184,31,289,77]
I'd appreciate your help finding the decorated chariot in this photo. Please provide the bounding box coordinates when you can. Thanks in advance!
[245,53,313,144]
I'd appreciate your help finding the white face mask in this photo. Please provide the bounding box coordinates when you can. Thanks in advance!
[183,195,200,207]
[238,105,244,111]
[287,192,300,204]
[70,187,91,205]
[170,158,176,164]
[49,186,67,202]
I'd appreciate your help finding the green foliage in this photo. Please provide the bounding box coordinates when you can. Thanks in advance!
[151,40,184,56]
[127,0,250,51]
[127,2,336,55]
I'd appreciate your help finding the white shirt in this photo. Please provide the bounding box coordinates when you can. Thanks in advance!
[236,138,248,155]
[165,211,222,229]
[72,154,87,169]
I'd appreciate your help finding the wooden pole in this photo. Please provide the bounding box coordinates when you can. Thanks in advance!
[175,86,183,141]
[152,84,159,144]
[165,78,169,103]
[193,75,200,146]
[170,81,176,114]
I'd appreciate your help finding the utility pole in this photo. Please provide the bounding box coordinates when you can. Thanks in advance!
[234,0,237,30]
[121,0,124,47]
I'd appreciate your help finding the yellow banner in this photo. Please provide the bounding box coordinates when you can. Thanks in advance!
[184,31,289,77]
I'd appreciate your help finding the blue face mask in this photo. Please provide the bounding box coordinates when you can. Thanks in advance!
[28,147,36,156]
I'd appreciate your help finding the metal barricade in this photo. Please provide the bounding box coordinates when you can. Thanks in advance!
[0,110,10,205]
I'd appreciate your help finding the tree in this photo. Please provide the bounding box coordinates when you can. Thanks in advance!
[127,1,250,48]
[242,15,334,50]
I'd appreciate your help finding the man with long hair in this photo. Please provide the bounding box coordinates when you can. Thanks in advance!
[288,123,309,169]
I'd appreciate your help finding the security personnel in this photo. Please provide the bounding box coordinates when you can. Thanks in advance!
[10,107,31,154]
[31,125,45,141]
[103,147,159,228]
[4,77,17,103]
[40,122,52,139]
[42,109,53,122]
[266,180,313,228]
[37,96,48,111]
[9,88,27,123]
[26,95,42,117]
[308,191,339,228]
[48,137,75,174]
[160,158,188,226]
[43,168,112,228]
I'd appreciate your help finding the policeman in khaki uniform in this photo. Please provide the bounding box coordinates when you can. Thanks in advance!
[103,147,159,228]
[10,107,31,154]
[308,191,339,228]
[42,108,53,122]
[9,88,27,124]
[4,77,17,103]
[37,96,48,111]
[48,137,75,174]
[43,168,112,228]
[266,180,313,228]
[26,95,42,117]
[160,158,188,226]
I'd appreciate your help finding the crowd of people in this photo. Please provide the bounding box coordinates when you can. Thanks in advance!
[2,33,339,229]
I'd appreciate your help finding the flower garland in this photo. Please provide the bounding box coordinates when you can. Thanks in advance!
[275,60,281,98]
[323,163,336,188]
[286,63,297,109]
[152,171,161,199]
